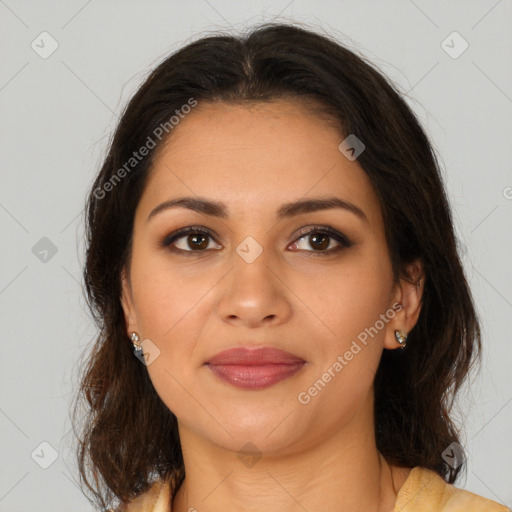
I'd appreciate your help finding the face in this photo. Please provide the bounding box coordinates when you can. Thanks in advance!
[121,99,415,456]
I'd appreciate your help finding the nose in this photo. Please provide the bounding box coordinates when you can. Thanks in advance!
[216,246,292,329]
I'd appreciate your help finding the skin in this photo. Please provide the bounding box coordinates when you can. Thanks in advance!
[121,99,424,512]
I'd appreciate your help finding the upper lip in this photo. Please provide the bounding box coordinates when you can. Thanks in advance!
[206,347,305,366]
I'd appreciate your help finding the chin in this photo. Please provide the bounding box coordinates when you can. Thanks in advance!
[202,406,308,454]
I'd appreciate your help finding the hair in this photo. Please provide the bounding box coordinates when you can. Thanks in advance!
[73,21,481,511]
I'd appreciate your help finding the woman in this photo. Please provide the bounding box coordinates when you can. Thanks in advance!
[73,22,509,512]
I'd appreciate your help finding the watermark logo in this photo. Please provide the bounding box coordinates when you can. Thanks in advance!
[237,442,262,468]
[442,441,465,469]
[236,236,263,264]
[93,97,198,200]
[32,237,58,263]
[31,441,59,469]
[31,31,59,59]
[338,134,365,161]
[441,31,469,59]
[134,338,161,366]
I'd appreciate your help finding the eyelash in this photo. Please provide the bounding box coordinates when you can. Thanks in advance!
[160,225,353,256]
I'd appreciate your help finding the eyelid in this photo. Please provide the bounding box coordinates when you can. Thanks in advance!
[293,224,353,248]
[160,226,220,251]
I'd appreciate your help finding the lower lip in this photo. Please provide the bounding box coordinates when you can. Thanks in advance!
[206,363,305,390]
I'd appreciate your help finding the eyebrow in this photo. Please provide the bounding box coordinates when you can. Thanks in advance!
[147,196,368,224]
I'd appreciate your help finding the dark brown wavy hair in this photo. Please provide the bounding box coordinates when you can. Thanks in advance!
[72,22,481,511]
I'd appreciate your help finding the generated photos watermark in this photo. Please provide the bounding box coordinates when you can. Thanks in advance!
[298,302,402,405]
[93,97,198,200]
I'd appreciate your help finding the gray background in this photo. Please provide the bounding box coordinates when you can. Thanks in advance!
[1,0,511,510]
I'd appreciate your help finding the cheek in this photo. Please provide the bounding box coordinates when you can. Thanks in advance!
[314,253,393,353]
[132,270,214,417]
[129,246,210,337]
[301,269,391,423]
[129,251,220,384]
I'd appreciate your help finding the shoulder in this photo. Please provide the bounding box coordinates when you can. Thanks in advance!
[394,466,509,512]
[115,478,172,512]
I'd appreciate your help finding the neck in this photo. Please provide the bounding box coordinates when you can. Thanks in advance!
[172,399,401,512]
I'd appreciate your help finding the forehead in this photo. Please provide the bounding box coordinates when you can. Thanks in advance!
[138,99,381,226]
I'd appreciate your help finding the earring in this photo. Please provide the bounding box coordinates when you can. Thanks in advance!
[131,332,142,355]
[394,329,408,350]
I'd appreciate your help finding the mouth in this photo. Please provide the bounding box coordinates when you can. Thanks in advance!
[205,346,306,390]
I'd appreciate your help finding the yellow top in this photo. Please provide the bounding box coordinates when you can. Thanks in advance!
[118,466,509,512]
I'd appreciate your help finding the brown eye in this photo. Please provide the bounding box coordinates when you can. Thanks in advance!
[161,227,221,253]
[308,233,330,251]
[185,233,209,250]
[290,226,353,254]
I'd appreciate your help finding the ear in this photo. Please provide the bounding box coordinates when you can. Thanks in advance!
[383,259,424,350]
[120,266,138,336]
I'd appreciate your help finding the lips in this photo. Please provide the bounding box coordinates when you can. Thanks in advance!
[207,346,305,366]
[205,347,305,390]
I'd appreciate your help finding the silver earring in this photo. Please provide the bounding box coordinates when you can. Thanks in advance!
[394,329,408,350]
[131,332,142,355]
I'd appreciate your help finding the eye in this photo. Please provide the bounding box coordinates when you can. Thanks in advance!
[289,225,353,255]
[161,226,221,253]
[160,225,353,255]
